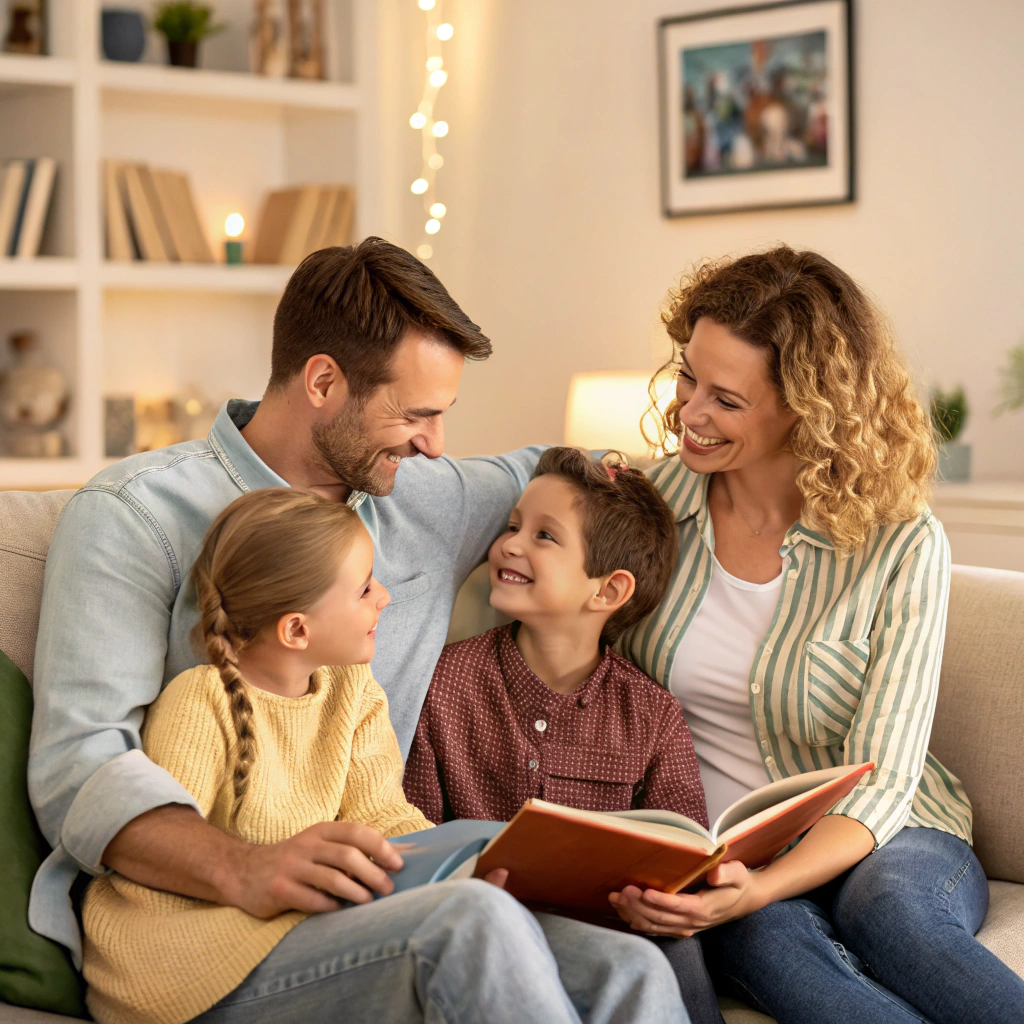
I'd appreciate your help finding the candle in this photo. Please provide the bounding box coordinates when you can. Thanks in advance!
[224,213,244,264]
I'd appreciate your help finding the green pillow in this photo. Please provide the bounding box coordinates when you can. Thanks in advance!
[0,649,86,1017]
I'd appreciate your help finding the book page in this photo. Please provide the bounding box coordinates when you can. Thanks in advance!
[604,807,713,842]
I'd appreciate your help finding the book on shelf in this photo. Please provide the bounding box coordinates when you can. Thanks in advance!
[104,161,213,264]
[253,184,355,265]
[1,157,57,259]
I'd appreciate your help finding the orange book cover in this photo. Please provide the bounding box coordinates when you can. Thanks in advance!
[474,762,873,917]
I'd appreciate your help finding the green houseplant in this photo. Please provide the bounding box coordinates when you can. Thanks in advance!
[995,343,1024,416]
[153,1,223,68]
[931,385,970,482]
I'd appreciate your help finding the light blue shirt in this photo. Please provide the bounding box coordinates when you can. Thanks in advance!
[28,400,541,964]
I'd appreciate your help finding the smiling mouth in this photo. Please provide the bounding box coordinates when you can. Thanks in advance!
[497,568,533,584]
[683,424,730,448]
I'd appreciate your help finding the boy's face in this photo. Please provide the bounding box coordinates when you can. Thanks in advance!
[488,474,600,625]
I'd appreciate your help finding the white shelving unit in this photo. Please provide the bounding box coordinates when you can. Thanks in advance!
[0,0,379,489]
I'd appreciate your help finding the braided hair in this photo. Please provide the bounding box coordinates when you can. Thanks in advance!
[190,488,364,822]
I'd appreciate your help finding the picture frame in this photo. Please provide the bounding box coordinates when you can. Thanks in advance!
[658,0,853,217]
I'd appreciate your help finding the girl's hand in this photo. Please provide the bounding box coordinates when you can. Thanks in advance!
[608,861,766,936]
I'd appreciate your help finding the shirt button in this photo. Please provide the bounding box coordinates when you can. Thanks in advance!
[765,756,776,769]
[528,759,538,770]
[764,645,773,654]
[534,719,548,732]
[750,683,761,694]
[691,582,701,593]
[788,569,799,579]
[761,740,770,750]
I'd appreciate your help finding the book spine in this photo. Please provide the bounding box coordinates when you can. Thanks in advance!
[0,161,27,257]
[7,159,35,257]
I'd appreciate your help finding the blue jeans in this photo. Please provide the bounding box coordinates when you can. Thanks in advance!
[193,878,689,1024]
[701,826,1024,1024]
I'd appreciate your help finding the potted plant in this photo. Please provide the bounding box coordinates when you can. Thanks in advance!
[995,343,1024,416]
[931,385,970,483]
[153,1,223,68]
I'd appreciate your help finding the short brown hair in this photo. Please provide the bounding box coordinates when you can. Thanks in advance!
[534,447,678,642]
[269,237,492,398]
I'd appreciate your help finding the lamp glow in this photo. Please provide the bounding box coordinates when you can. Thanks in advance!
[429,69,448,87]
[417,0,435,8]
[416,244,433,259]
[409,111,428,129]
[429,202,446,218]
[436,22,453,40]
[432,120,449,137]
[426,56,443,71]
[564,371,675,456]
[427,153,444,169]
[425,218,441,234]
[224,213,244,237]
[410,178,429,194]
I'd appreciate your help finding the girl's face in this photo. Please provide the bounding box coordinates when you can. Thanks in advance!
[304,527,390,666]
[674,317,798,473]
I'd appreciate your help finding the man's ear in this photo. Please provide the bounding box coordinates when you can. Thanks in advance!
[303,354,349,411]
[277,612,310,651]
[588,570,636,615]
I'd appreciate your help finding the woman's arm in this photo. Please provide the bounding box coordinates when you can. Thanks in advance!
[610,814,874,936]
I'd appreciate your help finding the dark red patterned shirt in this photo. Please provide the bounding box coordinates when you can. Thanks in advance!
[404,625,708,827]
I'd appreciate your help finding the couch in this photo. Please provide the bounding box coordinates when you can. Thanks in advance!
[1,488,1022,1024]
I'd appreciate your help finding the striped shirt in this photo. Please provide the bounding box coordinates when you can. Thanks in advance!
[621,458,973,849]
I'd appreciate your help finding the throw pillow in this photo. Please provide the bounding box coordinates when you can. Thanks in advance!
[0,648,86,1017]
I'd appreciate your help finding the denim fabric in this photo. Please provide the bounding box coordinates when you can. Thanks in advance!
[702,826,1024,1024]
[27,400,542,963]
[654,935,724,1024]
[193,879,689,1024]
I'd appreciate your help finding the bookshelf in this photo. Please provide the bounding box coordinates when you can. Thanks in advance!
[0,0,379,489]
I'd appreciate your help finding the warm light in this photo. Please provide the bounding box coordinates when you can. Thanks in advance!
[426,56,443,72]
[428,153,444,170]
[184,398,203,416]
[409,111,427,129]
[432,120,449,137]
[436,22,453,40]
[417,0,435,8]
[416,244,433,259]
[564,371,675,456]
[224,213,244,237]
[425,218,441,234]
[429,202,446,218]
[429,69,448,87]
[410,178,429,194]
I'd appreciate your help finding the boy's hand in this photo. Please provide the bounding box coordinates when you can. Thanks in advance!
[230,820,404,918]
[483,867,509,889]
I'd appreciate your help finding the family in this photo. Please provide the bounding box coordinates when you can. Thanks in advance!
[26,239,1024,1024]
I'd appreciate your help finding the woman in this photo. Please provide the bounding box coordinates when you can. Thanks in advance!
[611,246,1024,1024]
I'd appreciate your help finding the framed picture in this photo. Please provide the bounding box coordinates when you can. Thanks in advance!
[658,0,853,217]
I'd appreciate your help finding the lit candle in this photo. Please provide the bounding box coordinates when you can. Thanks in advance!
[224,213,244,264]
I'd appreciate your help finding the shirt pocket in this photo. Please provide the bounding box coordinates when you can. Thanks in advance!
[384,572,431,606]
[541,746,648,813]
[798,638,872,746]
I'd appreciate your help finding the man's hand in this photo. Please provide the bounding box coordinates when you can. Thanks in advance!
[230,821,405,918]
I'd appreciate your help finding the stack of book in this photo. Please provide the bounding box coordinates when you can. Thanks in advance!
[253,185,355,265]
[0,158,58,259]
[104,161,214,263]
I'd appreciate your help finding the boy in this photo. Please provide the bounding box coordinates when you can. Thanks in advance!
[404,445,708,828]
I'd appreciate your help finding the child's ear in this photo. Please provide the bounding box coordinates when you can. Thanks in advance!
[590,570,636,614]
[277,612,310,651]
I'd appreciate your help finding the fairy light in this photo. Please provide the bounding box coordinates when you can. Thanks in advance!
[408,0,451,261]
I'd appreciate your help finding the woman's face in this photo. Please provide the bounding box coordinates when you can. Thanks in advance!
[674,317,798,473]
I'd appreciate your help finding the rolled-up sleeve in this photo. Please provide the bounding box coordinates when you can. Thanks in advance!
[29,488,201,877]
[826,520,951,847]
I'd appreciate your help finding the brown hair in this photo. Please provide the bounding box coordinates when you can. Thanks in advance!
[534,447,678,642]
[269,237,492,398]
[645,245,937,553]
[190,488,364,820]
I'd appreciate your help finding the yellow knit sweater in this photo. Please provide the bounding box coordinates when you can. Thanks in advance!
[82,663,430,1024]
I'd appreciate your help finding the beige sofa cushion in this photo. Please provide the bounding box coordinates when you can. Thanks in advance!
[929,566,1024,883]
[0,490,74,683]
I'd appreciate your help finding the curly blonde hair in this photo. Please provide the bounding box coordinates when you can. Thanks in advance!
[646,246,936,553]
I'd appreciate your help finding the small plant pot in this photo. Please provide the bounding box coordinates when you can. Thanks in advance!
[938,442,972,483]
[101,9,146,62]
[166,39,199,67]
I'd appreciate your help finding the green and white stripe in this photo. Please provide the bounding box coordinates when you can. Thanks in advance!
[621,458,973,849]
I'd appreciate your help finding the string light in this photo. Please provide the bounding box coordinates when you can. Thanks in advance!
[409,0,451,261]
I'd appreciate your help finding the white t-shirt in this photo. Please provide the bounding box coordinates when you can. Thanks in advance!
[669,555,781,825]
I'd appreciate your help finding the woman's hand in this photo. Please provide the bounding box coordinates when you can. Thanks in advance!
[608,861,766,936]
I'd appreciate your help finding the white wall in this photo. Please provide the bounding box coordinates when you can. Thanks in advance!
[377,0,1024,479]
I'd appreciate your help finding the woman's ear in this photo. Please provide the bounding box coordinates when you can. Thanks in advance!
[277,612,310,651]
[590,570,636,615]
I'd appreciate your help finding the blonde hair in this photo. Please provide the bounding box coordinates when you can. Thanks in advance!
[190,488,364,820]
[646,246,936,553]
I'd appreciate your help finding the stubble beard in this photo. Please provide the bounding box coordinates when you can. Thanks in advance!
[310,402,406,497]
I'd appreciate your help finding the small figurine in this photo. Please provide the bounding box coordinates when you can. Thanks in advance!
[0,330,69,458]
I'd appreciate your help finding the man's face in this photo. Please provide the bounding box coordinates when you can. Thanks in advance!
[311,331,464,496]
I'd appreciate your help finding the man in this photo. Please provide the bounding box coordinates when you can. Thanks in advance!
[29,239,687,1024]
